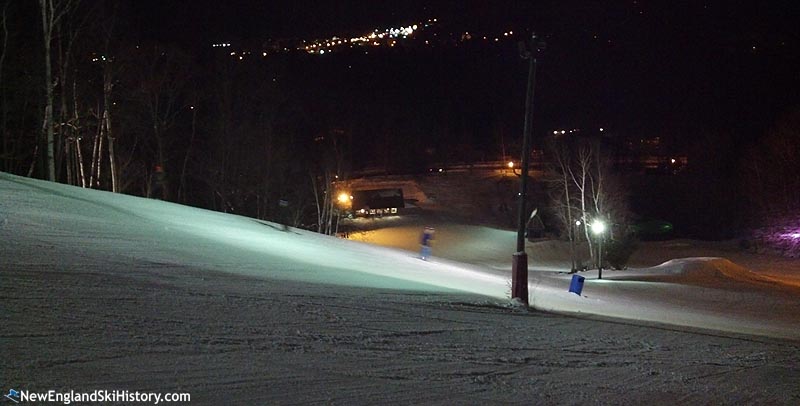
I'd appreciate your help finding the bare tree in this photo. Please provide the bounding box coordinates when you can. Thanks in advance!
[546,138,580,270]
[104,66,117,191]
[54,8,82,182]
[125,44,192,200]
[570,144,595,261]
[39,0,77,181]
[88,101,104,187]
[742,109,800,221]
[70,75,87,187]
[546,137,631,268]
[311,170,335,234]
[98,3,119,192]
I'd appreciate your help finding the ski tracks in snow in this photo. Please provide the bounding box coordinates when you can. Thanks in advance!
[3,258,800,404]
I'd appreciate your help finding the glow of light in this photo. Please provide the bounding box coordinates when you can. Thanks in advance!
[671,158,676,164]
[319,49,325,54]
[338,192,350,204]
[413,24,418,30]
[575,220,582,226]
[561,130,566,134]
[591,219,606,235]
[262,52,267,56]
[553,130,558,135]
[599,127,604,132]
[509,31,513,35]
[507,161,514,168]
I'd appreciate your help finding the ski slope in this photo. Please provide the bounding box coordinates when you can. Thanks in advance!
[2,172,799,404]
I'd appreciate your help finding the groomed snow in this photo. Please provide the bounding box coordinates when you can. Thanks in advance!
[2,172,799,404]
[349,222,800,340]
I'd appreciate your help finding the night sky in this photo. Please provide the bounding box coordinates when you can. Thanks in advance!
[4,1,797,237]
[125,1,800,145]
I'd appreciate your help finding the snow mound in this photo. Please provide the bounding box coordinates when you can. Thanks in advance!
[645,257,788,288]
[656,257,751,276]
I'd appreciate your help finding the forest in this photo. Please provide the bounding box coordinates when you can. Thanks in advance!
[3,1,799,241]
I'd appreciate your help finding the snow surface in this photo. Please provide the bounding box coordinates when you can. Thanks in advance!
[348,222,800,340]
[2,172,799,404]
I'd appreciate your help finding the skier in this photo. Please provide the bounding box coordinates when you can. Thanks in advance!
[420,226,435,260]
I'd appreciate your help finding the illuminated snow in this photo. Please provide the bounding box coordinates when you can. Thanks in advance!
[2,172,797,339]
[3,171,800,403]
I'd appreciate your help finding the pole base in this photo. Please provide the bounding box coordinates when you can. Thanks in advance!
[511,252,529,305]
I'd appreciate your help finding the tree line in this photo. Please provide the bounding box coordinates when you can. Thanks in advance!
[2,1,797,242]
[0,1,520,233]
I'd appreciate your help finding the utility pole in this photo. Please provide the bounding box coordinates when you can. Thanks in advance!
[511,33,545,305]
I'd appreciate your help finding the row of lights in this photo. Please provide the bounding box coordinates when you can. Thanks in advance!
[461,30,514,42]
[213,18,522,60]
[552,127,605,135]
[304,20,434,55]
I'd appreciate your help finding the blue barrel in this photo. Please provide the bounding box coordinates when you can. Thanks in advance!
[569,274,585,295]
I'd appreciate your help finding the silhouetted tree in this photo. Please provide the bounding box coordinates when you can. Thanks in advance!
[121,43,192,200]
[742,108,800,225]
[546,136,631,268]
[39,0,78,181]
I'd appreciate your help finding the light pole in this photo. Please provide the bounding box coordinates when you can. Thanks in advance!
[591,219,606,279]
[511,33,545,305]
